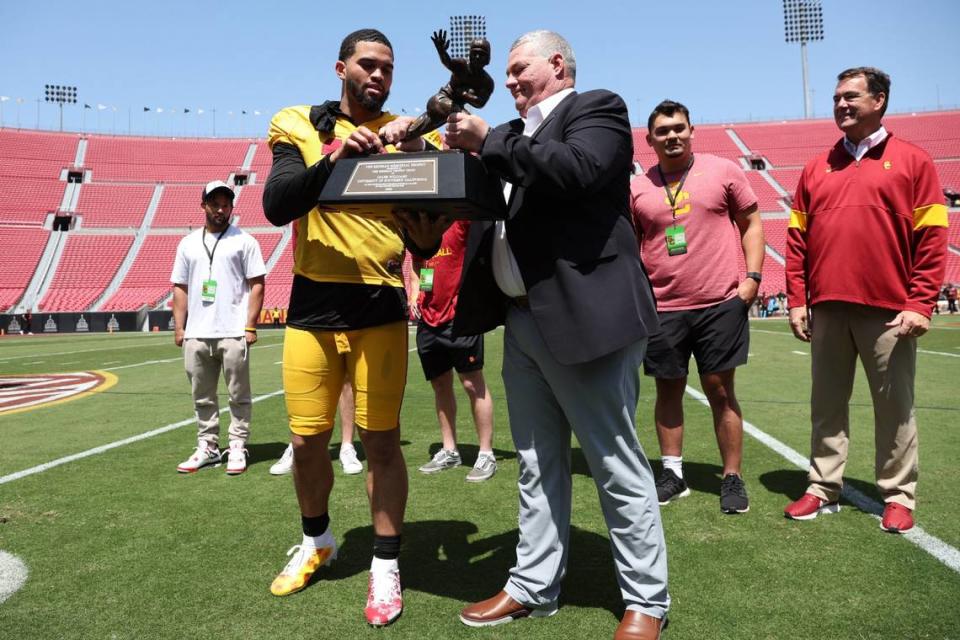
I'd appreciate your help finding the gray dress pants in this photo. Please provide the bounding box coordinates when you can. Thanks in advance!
[500,305,669,618]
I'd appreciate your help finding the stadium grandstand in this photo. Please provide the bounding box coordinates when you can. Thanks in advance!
[1,109,959,318]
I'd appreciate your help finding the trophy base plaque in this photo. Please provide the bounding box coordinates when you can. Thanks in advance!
[317,149,506,221]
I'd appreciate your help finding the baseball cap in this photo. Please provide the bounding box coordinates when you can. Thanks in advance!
[202,180,235,201]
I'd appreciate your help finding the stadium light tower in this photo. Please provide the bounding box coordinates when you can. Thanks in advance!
[449,15,486,59]
[44,84,77,132]
[783,0,824,119]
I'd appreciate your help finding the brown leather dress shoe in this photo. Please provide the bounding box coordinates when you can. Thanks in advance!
[459,590,556,627]
[613,610,665,640]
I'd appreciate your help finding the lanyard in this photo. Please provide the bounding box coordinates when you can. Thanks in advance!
[202,225,229,276]
[657,154,694,221]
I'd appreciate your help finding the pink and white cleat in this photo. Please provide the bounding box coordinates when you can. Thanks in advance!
[365,560,403,627]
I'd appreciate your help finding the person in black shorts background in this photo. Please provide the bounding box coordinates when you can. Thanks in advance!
[630,100,765,514]
[410,220,497,482]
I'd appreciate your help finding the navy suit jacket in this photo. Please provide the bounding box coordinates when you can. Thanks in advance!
[453,89,659,365]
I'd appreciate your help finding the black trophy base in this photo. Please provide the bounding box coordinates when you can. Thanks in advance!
[317,149,506,221]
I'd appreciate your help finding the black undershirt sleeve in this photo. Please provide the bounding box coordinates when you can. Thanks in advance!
[262,142,333,227]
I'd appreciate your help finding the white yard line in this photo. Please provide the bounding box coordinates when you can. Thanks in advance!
[0,390,285,485]
[2,341,283,370]
[685,386,960,575]
[103,357,181,371]
[751,328,792,336]
[755,328,960,359]
[0,340,170,363]
[101,343,283,371]
[918,349,960,358]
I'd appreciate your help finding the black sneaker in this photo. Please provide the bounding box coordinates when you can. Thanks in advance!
[720,473,750,514]
[655,471,691,505]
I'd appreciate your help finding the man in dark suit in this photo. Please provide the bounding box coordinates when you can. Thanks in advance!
[440,29,669,640]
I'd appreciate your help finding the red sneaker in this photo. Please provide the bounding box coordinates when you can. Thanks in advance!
[784,493,840,520]
[880,502,914,533]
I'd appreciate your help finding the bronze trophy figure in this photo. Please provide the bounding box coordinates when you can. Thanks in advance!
[402,30,494,141]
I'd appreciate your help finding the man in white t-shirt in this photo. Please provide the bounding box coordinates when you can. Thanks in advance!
[171,180,266,475]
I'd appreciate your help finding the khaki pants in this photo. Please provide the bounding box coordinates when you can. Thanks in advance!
[808,302,918,509]
[184,337,252,447]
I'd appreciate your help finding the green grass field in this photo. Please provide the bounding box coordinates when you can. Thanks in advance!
[1,318,959,639]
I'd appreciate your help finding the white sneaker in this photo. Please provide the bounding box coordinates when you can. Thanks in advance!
[365,560,403,626]
[176,441,220,473]
[339,443,363,475]
[270,443,294,476]
[224,441,248,475]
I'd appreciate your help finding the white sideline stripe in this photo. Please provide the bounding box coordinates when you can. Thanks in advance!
[103,357,181,371]
[0,551,28,604]
[0,389,285,486]
[101,343,283,371]
[756,328,960,359]
[685,386,960,574]
[918,349,960,358]
[0,340,171,363]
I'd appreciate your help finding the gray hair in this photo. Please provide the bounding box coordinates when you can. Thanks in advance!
[510,30,576,82]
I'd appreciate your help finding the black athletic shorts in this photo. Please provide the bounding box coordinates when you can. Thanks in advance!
[643,295,750,379]
[416,320,484,381]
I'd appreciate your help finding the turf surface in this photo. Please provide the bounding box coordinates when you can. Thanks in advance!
[1,318,959,639]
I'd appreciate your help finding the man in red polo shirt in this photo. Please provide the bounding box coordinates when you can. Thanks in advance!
[411,220,497,482]
[784,67,948,533]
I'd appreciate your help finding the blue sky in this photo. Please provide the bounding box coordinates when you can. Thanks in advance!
[1,0,957,137]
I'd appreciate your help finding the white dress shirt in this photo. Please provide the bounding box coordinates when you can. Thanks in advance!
[492,88,576,298]
[843,125,888,161]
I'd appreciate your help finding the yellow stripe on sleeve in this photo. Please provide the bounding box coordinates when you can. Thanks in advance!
[913,203,948,230]
[788,209,808,232]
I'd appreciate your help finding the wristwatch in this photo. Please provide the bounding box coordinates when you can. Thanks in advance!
[746,271,762,284]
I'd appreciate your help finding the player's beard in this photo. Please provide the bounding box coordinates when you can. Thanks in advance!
[347,78,389,113]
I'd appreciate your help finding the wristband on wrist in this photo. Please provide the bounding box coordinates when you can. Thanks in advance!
[245,327,257,332]
[746,271,762,284]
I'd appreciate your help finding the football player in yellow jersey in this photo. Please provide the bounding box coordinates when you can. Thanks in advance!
[263,28,446,627]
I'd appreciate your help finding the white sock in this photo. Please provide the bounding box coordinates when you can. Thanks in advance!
[340,442,355,453]
[302,531,331,549]
[370,556,398,574]
[478,450,494,457]
[662,456,683,480]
